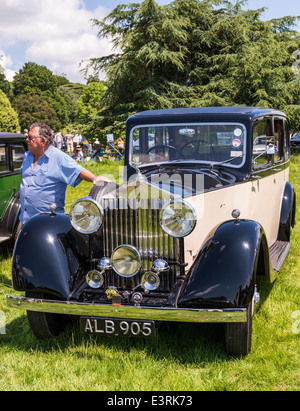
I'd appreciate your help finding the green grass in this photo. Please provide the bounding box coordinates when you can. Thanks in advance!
[0,157,299,391]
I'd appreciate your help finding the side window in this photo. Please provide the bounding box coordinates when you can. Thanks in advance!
[284,120,290,160]
[274,118,284,162]
[12,144,26,171]
[252,119,272,169]
[0,145,7,173]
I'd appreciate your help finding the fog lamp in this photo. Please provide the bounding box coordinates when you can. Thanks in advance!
[152,259,169,273]
[69,197,103,234]
[141,272,160,291]
[86,270,104,289]
[160,200,196,237]
[111,245,142,277]
[97,257,112,271]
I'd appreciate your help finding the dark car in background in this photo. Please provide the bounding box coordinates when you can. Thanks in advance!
[0,132,26,244]
[7,107,296,356]
[290,132,300,148]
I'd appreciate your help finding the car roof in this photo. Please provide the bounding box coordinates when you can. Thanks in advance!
[126,107,287,126]
[0,132,26,140]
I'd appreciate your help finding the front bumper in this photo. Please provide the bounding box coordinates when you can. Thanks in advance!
[6,295,246,323]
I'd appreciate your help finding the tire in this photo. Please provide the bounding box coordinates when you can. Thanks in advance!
[26,292,69,339]
[89,181,118,203]
[224,299,253,357]
[13,221,23,243]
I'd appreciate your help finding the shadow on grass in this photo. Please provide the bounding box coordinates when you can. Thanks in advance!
[2,313,229,364]
[2,276,277,364]
[0,273,12,288]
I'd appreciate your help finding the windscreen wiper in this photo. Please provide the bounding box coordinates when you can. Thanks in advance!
[210,154,244,171]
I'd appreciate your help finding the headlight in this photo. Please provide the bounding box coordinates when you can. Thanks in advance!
[86,270,104,289]
[160,200,196,237]
[69,197,103,234]
[141,272,160,291]
[111,245,142,277]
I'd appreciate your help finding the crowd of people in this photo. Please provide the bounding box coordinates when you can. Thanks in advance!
[49,129,125,163]
[53,128,92,161]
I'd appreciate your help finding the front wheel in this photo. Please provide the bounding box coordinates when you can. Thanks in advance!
[224,300,253,357]
[26,292,69,339]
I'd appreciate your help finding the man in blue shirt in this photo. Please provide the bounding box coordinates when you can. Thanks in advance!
[20,122,111,223]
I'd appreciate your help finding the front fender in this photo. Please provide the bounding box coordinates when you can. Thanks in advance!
[12,213,90,300]
[178,220,267,309]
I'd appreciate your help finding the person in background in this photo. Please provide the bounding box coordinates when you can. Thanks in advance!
[72,129,82,150]
[71,146,83,162]
[117,137,125,154]
[55,130,63,150]
[20,122,111,224]
[92,138,103,161]
[66,134,73,154]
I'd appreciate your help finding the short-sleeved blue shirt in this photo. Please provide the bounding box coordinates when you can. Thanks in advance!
[20,145,84,223]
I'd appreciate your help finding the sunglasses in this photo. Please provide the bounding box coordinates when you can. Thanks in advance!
[27,135,41,141]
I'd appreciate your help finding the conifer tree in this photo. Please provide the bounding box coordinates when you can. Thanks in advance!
[86,0,300,135]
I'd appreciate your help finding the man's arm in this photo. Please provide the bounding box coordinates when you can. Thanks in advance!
[79,169,111,184]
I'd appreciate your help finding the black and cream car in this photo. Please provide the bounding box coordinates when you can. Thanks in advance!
[7,107,296,356]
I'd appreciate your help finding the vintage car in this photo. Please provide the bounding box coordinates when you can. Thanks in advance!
[7,107,296,356]
[0,132,26,244]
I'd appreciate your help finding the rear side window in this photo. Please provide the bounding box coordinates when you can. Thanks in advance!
[12,144,26,171]
[274,118,284,162]
[0,145,7,173]
[252,119,272,169]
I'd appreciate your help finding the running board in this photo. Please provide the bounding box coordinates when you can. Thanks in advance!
[269,241,291,272]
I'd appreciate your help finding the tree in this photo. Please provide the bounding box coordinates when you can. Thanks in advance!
[76,82,106,123]
[84,0,188,134]
[58,82,86,124]
[85,0,300,133]
[12,62,72,129]
[13,62,58,96]
[0,89,19,132]
[12,94,60,132]
[0,72,11,97]
[0,55,12,98]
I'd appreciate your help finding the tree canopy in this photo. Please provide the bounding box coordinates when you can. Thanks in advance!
[0,89,19,132]
[12,94,61,132]
[85,0,300,134]
[4,62,106,136]
[0,0,299,138]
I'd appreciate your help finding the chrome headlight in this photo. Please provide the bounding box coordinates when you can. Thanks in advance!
[160,200,196,237]
[69,197,103,234]
[86,270,104,289]
[111,245,142,277]
[141,272,160,291]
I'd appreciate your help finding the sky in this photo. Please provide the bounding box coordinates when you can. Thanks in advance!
[0,0,299,84]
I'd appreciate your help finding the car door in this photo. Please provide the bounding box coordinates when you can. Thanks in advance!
[251,116,289,246]
[0,141,11,220]
[0,140,25,221]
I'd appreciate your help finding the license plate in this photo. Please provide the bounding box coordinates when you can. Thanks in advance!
[80,317,156,338]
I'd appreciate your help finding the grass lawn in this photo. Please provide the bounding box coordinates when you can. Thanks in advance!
[0,156,299,391]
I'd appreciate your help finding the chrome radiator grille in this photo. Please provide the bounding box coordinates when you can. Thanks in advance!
[101,198,181,292]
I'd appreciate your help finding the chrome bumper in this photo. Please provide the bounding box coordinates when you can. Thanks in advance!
[6,295,247,323]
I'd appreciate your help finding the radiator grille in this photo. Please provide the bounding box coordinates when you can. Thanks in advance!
[101,198,181,292]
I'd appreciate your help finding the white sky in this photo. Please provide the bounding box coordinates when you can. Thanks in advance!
[0,0,299,83]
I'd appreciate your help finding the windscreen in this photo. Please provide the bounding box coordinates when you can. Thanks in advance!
[130,123,246,167]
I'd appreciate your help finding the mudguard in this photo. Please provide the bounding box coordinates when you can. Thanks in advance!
[12,212,90,300]
[178,219,268,309]
[277,182,296,242]
[0,191,21,241]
